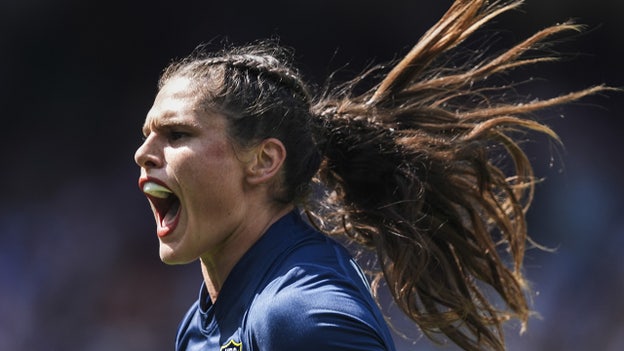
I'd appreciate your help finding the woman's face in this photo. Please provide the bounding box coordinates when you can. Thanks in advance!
[134,77,252,264]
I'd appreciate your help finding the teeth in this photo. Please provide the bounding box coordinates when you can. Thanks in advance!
[143,182,173,199]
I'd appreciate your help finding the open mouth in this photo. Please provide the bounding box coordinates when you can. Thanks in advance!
[142,181,181,237]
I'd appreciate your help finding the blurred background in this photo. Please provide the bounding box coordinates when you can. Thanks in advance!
[1,0,622,350]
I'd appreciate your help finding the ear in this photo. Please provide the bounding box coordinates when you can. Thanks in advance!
[245,138,287,185]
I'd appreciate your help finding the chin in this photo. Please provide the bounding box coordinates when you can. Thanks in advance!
[159,247,196,265]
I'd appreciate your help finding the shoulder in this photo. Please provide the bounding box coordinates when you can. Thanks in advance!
[246,264,394,351]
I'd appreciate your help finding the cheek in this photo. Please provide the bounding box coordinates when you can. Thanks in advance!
[196,146,243,181]
[170,140,232,175]
[180,146,246,202]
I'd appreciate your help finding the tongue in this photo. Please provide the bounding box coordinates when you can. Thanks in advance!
[162,198,180,226]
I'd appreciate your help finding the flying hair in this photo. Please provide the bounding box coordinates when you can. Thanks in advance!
[157,1,614,350]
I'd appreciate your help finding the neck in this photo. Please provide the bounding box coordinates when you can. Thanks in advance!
[199,204,294,303]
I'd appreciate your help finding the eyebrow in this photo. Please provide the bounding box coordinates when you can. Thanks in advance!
[142,112,202,136]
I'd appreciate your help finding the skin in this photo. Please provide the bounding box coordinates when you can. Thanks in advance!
[134,76,292,302]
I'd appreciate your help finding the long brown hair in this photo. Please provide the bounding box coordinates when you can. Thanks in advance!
[158,1,610,350]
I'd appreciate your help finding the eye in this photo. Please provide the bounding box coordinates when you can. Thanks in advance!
[168,130,189,141]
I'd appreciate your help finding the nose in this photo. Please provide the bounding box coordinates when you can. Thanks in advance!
[134,134,162,169]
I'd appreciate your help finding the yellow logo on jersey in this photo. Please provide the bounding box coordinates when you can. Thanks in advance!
[220,339,242,351]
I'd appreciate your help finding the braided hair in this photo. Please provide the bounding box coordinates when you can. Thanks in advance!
[157,1,610,350]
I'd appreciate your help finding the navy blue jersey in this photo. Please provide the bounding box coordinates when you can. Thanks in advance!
[175,210,396,351]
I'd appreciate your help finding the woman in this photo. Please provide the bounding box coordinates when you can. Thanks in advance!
[134,1,607,350]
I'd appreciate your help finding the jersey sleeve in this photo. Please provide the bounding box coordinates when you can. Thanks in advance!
[247,265,394,351]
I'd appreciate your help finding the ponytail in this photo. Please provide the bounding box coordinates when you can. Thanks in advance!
[161,1,613,350]
[305,1,610,350]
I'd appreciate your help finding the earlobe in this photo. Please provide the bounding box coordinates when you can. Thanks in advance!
[246,138,287,185]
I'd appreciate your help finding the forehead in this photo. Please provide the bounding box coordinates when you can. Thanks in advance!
[143,77,217,133]
[148,76,199,114]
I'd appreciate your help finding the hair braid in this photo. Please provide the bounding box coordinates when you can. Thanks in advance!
[162,49,312,106]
